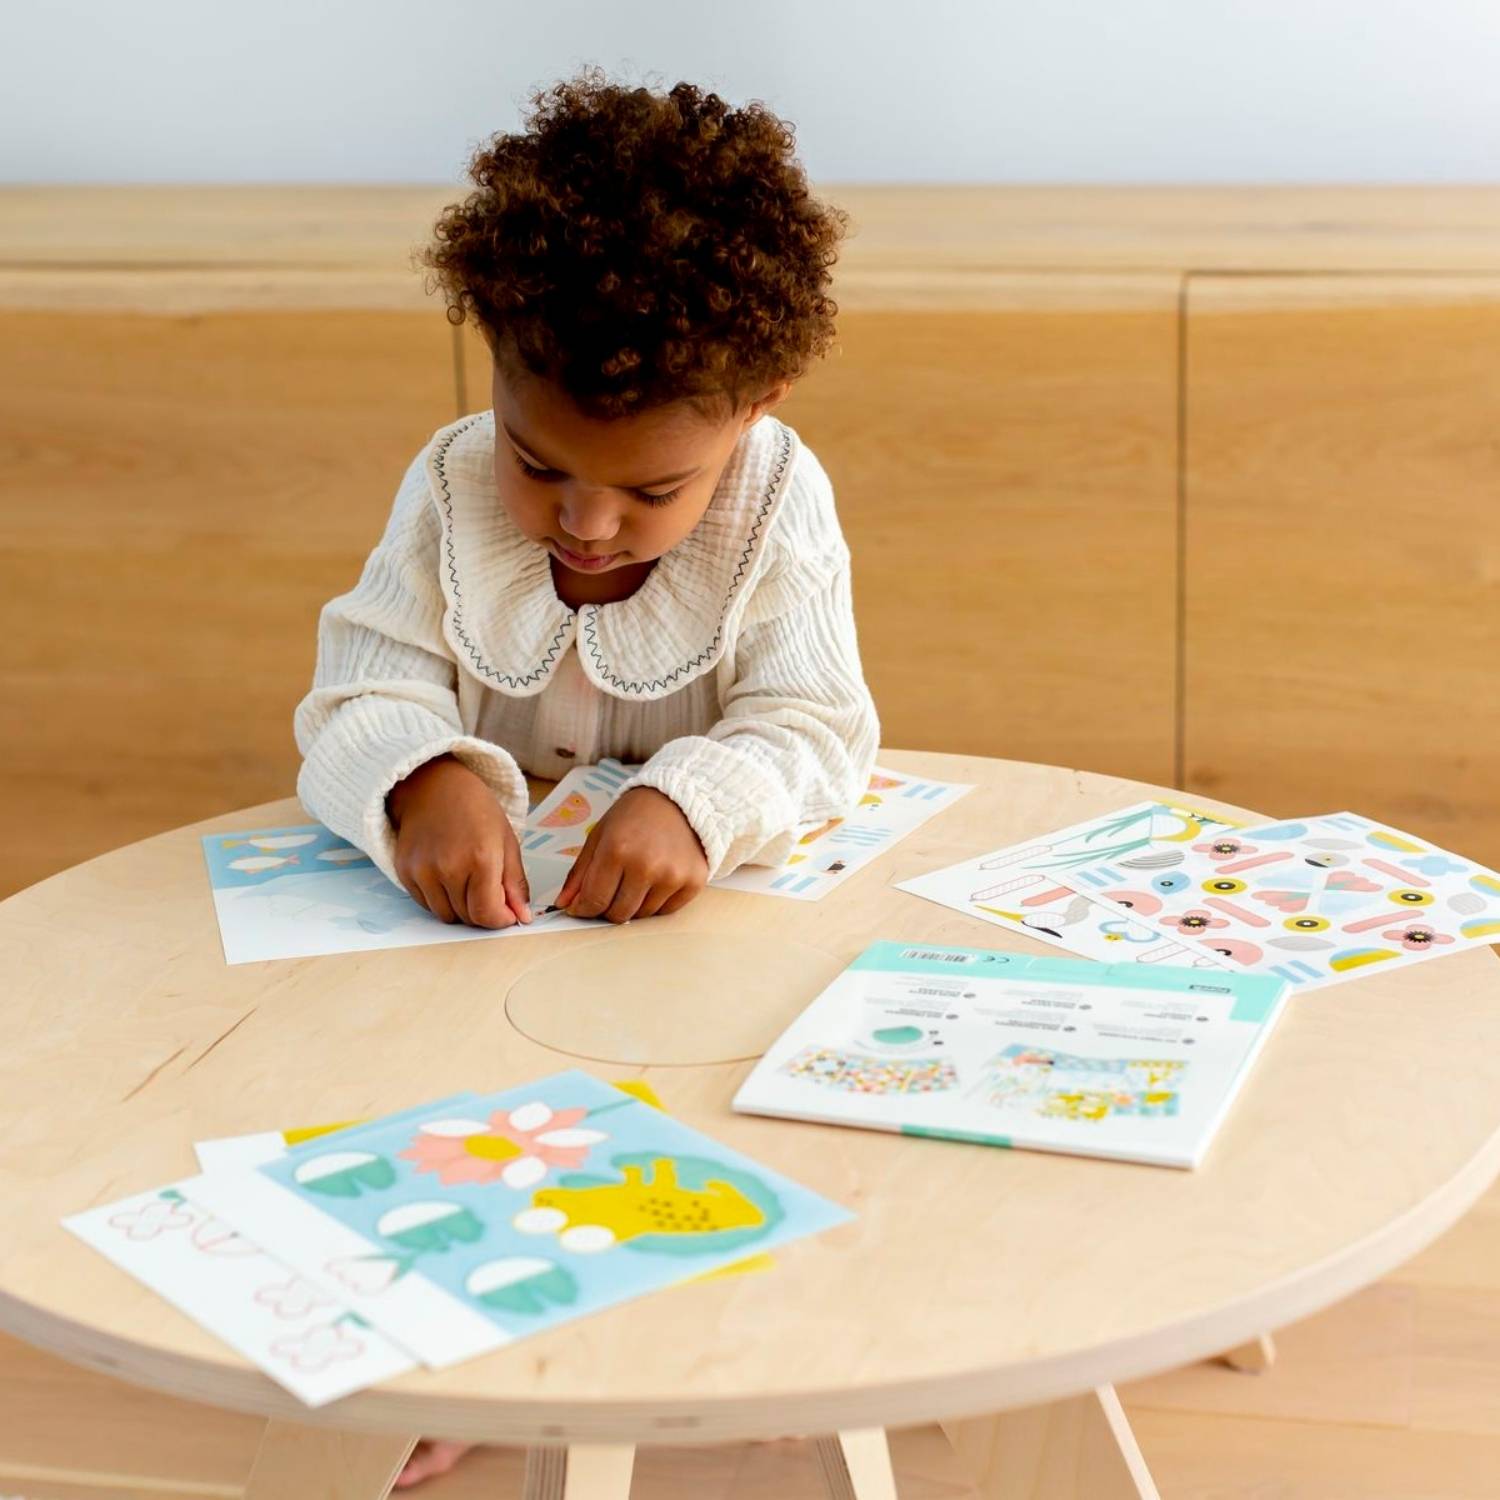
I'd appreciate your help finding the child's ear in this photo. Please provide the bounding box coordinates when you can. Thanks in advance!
[742,380,793,428]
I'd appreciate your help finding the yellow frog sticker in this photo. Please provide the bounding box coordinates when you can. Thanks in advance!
[512,1154,780,1256]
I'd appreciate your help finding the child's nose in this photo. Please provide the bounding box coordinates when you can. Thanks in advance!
[558,489,620,544]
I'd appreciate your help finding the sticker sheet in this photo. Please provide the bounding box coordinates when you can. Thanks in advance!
[897,801,1241,968]
[202,830,588,964]
[714,767,972,901]
[520,758,636,858]
[204,761,970,963]
[63,1186,416,1406]
[1061,811,1500,991]
[530,761,974,901]
[183,1071,847,1369]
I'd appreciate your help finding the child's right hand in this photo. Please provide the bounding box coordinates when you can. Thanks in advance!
[386,755,531,928]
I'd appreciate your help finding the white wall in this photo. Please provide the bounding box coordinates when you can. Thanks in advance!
[6,0,1500,184]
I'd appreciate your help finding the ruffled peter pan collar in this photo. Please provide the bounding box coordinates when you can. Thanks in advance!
[426,409,797,700]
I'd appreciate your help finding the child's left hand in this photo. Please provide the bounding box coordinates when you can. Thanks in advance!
[557,786,709,923]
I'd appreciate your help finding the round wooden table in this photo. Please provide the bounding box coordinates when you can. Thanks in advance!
[4,750,1500,1500]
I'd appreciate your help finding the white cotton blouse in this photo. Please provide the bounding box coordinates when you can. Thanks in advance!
[293,409,880,884]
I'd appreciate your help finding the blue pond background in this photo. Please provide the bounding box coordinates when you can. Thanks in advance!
[259,1070,850,1337]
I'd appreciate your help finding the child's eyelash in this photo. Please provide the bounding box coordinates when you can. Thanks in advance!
[513,453,553,481]
[513,450,682,506]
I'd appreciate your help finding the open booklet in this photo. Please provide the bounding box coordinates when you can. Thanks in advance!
[734,941,1288,1169]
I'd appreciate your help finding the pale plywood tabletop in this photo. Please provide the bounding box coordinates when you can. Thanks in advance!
[2,749,1499,1447]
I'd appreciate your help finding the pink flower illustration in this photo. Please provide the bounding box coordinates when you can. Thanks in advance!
[1381,923,1454,952]
[1161,908,1229,936]
[255,1277,332,1320]
[270,1322,365,1371]
[400,1102,607,1190]
[1192,838,1255,862]
[108,1197,193,1242]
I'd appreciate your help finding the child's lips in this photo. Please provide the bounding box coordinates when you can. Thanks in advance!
[552,542,620,572]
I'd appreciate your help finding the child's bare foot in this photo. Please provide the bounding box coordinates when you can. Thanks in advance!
[394,1440,472,1489]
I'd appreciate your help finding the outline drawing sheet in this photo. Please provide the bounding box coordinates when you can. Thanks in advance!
[896,801,1244,968]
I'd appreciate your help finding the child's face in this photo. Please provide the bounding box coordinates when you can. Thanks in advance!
[491,363,784,586]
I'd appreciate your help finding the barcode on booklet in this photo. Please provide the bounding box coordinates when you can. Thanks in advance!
[901,948,973,964]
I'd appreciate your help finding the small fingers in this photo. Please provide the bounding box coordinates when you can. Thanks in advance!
[415,870,459,924]
[634,880,679,921]
[567,852,623,921]
[501,859,532,924]
[657,884,700,917]
[464,857,517,929]
[556,847,590,912]
[602,868,654,926]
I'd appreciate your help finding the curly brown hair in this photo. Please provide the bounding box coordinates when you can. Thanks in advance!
[424,72,846,418]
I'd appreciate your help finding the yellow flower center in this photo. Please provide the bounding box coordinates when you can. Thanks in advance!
[463,1134,524,1162]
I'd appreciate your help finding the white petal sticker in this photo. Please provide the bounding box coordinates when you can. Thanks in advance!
[500,1156,548,1191]
[513,1206,567,1235]
[507,1102,553,1133]
[534,1128,607,1148]
[418,1118,491,1138]
[559,1224,615,1254]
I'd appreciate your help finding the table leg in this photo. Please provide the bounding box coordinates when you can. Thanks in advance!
[1219,1332,1276,1373]
[522,1443,637,1499]
[242,1418,417,1500]
[814,1428,898,1499]
[942,1385,1159,1500]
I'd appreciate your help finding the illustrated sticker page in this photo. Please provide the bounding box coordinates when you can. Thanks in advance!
[521,758,635,858]
[897,801,1241,968]
[183,1071,848,1369]
[1061,811,1500,991]
[530,762,974,902]
[202,828,589,965]
[64,1185,416,1406]
[715,767,973,901]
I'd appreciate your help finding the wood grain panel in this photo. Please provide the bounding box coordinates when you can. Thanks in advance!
[779,281,1180,779]
[1182,276,1500,864]
[0,310,458,895]
[10,185,1500,274]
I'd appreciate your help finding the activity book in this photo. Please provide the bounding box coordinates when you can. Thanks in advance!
[735,941,1289,1169]
[65,1072,847,1405]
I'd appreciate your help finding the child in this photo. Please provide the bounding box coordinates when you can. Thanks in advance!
[298,69,877,1490]
[297,71,877,944]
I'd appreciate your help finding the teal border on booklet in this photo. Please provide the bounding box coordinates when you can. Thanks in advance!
[902,1125,1013,1149]
[847,942,1284,1025]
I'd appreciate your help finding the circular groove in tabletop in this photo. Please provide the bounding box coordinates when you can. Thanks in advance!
[505,930,845,1065]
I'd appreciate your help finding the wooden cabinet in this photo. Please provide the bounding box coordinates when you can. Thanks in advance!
[780,278,1180,785]
[1182,276,1500,861]
[5,188,1500,892]
[0,307,457,893]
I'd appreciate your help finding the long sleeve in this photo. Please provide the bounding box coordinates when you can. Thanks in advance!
[293,451,529,883]
[626,544,879,878]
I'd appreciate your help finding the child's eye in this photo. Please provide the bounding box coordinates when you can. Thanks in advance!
[633,487,683,507]
[512,452,556,481]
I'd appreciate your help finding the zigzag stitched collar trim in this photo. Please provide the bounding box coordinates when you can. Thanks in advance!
[427,411,797,702]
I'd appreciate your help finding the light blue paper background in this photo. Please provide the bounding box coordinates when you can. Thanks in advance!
[259,1071,850,1337]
